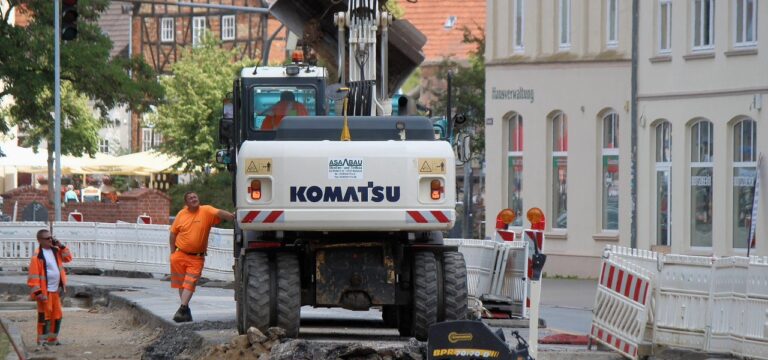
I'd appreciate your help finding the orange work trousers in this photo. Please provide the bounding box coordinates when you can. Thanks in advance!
[36,291,63,345]
[170,251,205,292]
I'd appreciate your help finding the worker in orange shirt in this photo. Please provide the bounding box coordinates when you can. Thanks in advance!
[169,192,234,322]
[28,229,73,346]
[261,90,309,130]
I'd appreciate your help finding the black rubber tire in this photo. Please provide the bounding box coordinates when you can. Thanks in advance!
[442,251,468,321]
[276,253,301,337]
[243,252,271,334]
[235,258,246,334]
[411,252,438,340]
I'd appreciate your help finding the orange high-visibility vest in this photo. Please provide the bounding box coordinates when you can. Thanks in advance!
[262,101,309,130]
[27,246,72,299]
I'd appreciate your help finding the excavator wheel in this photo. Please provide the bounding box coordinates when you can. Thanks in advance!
[442,251,468,321]
[409,252,438,340]
[242,252,271,334]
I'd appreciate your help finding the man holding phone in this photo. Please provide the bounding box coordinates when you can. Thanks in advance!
[27,229,72,346]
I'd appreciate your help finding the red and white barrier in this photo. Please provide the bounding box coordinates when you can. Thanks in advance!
[137,214,152,224]
[597,246,768,360]
[68,211,83,222]
[591,256,653,360]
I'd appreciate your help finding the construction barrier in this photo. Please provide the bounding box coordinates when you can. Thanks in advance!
[488,240,528,318]
[595,246,768,360]
[0,222,234,281]
[653,254,713,350]
[591,256,653,359]
[444,238,498,298]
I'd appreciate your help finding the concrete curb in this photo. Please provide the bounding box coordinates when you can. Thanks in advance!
[0,318,26,360]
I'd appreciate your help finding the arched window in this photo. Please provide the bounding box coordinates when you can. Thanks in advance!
[551,111,568,229]
[732,118,757,248]
[601,112,619,231]
[690,120,713,247]
[506,112,524,227]
[655,121,672,246]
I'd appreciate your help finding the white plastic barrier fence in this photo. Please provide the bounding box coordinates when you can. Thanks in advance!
[708,256,749,355]
[596,246,768,360]
[654,254,714,350]
[743,256,768,359]
[591,256,653,360]
[444,238,497,298]
[489,240,528,318]
[0,222,234,281]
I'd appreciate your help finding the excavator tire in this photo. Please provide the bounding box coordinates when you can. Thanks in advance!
[442,251,468,321]
[235,258,246,334]
[275,253,301,337]
[411,252,438,340]
[243,252,271,334]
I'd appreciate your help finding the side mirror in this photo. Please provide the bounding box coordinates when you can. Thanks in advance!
[219,98,234,145]
[455,133,472,162]
[215,149,231,165]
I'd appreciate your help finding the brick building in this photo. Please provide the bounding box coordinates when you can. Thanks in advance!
[2,186,171,224]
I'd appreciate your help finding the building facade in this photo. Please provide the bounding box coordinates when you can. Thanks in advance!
[636,0,766,257]
[485,0,766,278]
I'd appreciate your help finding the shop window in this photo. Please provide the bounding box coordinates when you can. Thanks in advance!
[690,120,713,247]
[551,111,568,229]
[732,118,757,248]
[655,121,672,246]
[601,112,619,231]
[506,112,523,227]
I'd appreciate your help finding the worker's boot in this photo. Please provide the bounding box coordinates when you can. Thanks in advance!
[173,304,192,323]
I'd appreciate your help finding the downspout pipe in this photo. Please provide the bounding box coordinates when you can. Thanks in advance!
[630,0,639,248]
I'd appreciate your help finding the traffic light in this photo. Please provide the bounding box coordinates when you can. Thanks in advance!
[61,0,78,41]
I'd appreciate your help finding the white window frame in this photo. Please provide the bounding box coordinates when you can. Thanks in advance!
[689,120,714,248]
[601,113,619,231]
[692,0,715,51]
[552,112,568,230]
[514,0,525,52]
[507,112,524,228]
[142,127,162,152]
[99,138,109,154]
[161,17,174,43]
[192,16,206,47]
[734,0,758,48]
[732,119,757,248]
[659,0,672,53]
[221,15,235,41]
[655,121,672,246]
[606,0,619,47]
[559,0,572,50]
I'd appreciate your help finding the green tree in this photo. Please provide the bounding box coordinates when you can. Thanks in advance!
[153,34,257,172]
[0,0,163,198]
[429,25,486,158]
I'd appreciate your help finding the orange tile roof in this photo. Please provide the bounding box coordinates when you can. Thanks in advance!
[398,0,486,64]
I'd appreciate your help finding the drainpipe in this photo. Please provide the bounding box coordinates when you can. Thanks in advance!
[630,0,639,248]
